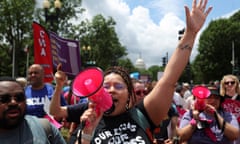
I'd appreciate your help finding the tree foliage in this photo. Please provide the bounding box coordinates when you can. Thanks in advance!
[0,0,35,77]
[192,10,240,83]
[118,58,136,73]
[148,65,161,81]
[78,15,127,70]
[35,0,84,36]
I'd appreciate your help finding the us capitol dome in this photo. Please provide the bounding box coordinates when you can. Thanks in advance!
[135,54,146,70]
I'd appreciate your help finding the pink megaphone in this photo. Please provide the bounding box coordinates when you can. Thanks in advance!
[192,86,211,111]
[72,67,114,114]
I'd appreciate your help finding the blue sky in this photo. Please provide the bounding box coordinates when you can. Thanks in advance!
[67,0,240,68]
[125,0,240,24]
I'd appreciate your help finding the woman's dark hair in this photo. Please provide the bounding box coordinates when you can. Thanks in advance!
[104,66,136,107]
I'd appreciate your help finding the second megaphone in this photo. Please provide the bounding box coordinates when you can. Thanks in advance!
[72,67,114,114]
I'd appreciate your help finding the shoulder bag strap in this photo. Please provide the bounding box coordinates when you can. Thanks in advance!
[39,118,53,144]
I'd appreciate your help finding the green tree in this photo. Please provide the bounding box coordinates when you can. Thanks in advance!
[148,65,161,81]
[192,10,240,83]
[0,1,35,77]
[118,58,136,72]
[178,62,192,83]
[78,15,127,70]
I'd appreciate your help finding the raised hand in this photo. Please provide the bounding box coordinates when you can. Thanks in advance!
[54,63,67,87]
[184,0,213,35]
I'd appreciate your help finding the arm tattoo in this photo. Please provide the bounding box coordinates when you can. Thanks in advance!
[179,44,192,51]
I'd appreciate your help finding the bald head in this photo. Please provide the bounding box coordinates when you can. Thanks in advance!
[27,64,45,89]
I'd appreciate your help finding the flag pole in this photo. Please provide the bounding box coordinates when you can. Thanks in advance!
[232,41,235,74]
[12,41,15,78]
[25,45,29,77]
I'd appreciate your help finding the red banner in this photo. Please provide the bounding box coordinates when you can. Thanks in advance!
[32,22,53,83]
[222,99,240,123]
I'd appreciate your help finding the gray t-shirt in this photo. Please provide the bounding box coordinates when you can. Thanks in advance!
[0,115,66,144]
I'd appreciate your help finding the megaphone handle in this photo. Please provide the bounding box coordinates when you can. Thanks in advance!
[77,120,86,143]
[81,120,86,129]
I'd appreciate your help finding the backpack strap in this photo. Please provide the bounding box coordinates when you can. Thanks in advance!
[129,108,155,143]
[129,107,150,130]
[39,118,53,144]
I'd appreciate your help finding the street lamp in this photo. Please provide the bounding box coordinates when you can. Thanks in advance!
[82,45,96,68]
[43,0,62,32]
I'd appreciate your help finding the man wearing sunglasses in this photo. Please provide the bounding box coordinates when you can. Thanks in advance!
[0,76,66,144]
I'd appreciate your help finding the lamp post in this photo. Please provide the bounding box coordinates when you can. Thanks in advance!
[82,46,96,68]
[43,0,62,32]
[82,45,90,67]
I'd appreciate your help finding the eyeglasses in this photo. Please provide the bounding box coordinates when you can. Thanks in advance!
[0,93,25,104]
[103,83,126,90]
[135,90,148,96]
[224,81,235,85]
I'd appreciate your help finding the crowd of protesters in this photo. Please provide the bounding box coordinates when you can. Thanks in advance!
[7,68,240,144]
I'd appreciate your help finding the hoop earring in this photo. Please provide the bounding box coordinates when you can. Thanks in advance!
[125,97,130,111]
[125,103,129,111]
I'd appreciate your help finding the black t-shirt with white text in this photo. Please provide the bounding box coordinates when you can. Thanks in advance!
[92,110,151,144]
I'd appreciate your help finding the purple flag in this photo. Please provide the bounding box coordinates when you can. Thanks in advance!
[49,31,81,77]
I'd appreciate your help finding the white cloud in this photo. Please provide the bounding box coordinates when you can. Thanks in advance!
[82,0,187,68]
[149,0,183,16]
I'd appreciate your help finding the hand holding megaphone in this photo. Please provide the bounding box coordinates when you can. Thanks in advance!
[80,102,103,130]
[192,86,210,112]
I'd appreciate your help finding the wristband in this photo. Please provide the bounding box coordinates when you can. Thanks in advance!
[190,118,197,126]
[77,129,93,142]
[82,131,93,141]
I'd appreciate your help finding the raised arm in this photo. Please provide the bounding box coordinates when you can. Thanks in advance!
[144,0,212,125]
[49,64,68,118]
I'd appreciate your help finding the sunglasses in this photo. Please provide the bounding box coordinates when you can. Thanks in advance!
[103,83,126,90]
[135,90,148,96]
[224,81,235,85]
[0,93,26,104]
